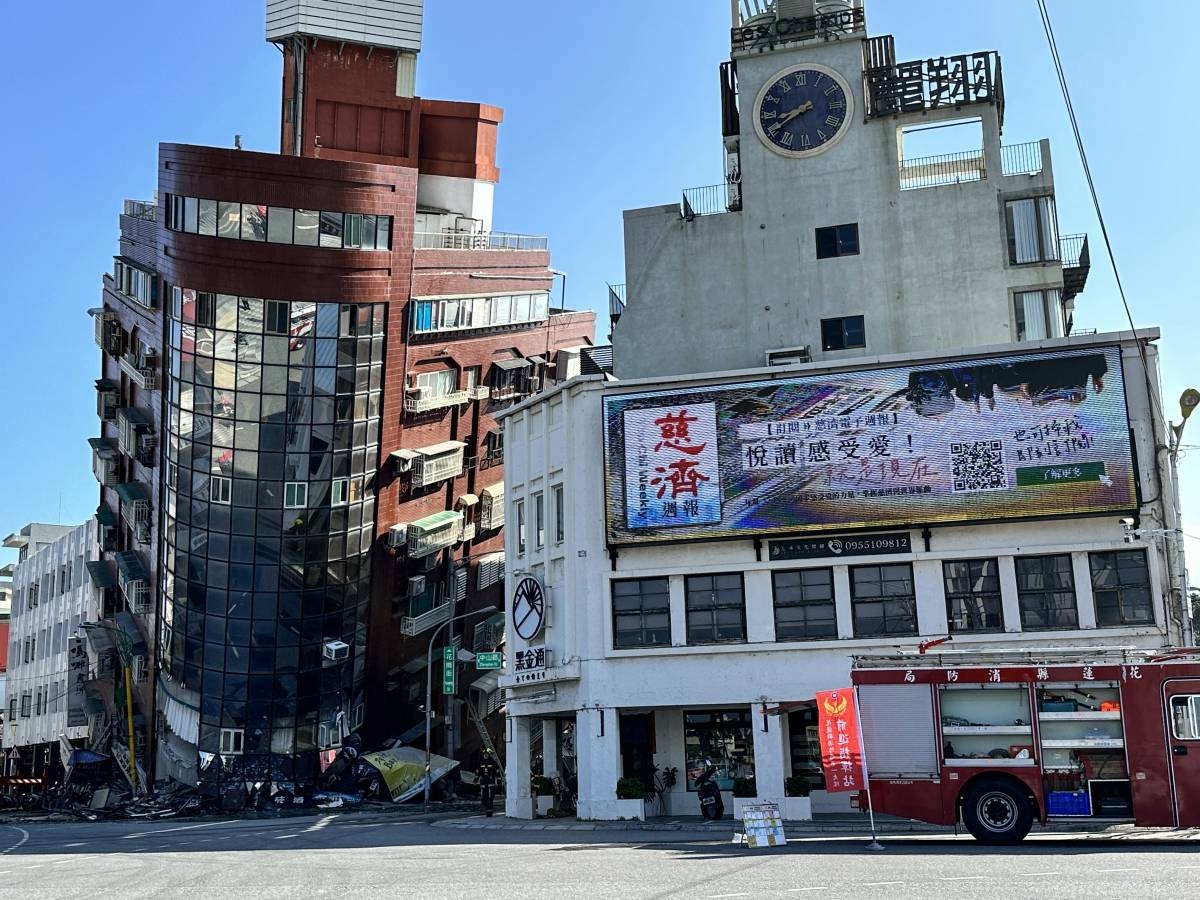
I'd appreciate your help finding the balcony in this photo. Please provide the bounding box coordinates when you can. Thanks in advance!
[400,598,452,637]
[1000,141,1044,177]
[119,352,159,391]
[407,510,464,557]
[467,385,490,402]
[115,482,150,542]
[479,483,505,531]
[681,183,741,220]
[608,283,626,328]
[404,387,468,414]
[413,230,548,251]
[116,407,154,458]
[115,551,151,614]
[123,199,157,222]
[90,438,120,486]
[459,522,477,544]
[899,149,985,191]
[1060,233,1091,302]
[96,379,119,421]
[91,308,122,355]
[410,441,466,489]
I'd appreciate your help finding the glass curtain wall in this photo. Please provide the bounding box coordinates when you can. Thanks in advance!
[160,288,385,792]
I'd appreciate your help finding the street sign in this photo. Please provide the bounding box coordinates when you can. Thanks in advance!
[476,652,503,670]
[442,646,456,694]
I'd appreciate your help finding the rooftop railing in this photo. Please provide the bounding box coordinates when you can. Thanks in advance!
[1000,141,1044,177]
[681,183,741,219]
[1060,234,1089,269]
[899,149,986,191]
[123,199,157,222]
[413,230,548,251]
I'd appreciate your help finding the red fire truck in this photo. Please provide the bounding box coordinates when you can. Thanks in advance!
[850,647,1200,843]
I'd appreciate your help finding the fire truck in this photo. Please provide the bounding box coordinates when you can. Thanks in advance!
[850,647,1200,843]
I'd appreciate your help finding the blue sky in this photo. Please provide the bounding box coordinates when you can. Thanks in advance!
[2,1,1199,568]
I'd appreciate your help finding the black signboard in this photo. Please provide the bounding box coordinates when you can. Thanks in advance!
[769,533,912,561]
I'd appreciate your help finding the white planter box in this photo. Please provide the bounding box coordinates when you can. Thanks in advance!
[732,796,812,821]
[535,795,554,817]
[613,798,646,821]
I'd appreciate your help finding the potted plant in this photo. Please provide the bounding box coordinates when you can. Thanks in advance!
[533,776,555,817]
[613,776,646,821]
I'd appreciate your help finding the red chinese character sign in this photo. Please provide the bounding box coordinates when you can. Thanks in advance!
[815,689,866,793]
[622,403,721,529]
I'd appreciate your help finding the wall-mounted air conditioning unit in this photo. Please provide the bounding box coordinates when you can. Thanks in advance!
[322,640,350,663]
[388,523,408,549]
[450,566,468,601]
[408,575,426,597]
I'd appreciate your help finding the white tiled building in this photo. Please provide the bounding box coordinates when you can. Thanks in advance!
[4,521,100,772]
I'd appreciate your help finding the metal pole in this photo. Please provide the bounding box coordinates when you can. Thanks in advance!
[1169,430,1193,647]
[852,686,884,851]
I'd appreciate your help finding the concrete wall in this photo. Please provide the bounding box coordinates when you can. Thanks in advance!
[499,331,1177,819]
[615,36,1066,379]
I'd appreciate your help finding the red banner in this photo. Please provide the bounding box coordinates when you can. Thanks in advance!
[815,688,866,793]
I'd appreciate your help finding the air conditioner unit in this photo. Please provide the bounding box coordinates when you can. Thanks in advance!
[387,523,408,549]
[322,640,350,663]
[450,566,468,602]
[417,553,440,574]
[407,575,427,597]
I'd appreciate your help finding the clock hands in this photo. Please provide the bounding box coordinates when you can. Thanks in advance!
[771,101,815,130]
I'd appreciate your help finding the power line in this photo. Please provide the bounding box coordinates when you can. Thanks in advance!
[1035,0,1165,432]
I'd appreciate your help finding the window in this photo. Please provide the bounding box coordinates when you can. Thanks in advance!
[684,710,754,791]
[1013,289,1064,341]
[1015,554,1078,629]
[415,368,458,399]
[284,482,308,509]
[772,568,837,641]
[332,478,348,505]
[942,558,1003,632]
[219,728,245,755]
[212,475,232,505]
[612,578,671,649]
[265,300,289,334]
[533,492,545,549]
[20,693,31,718]
[217,201,240,239]
[1090,550,1154,626]
[515,499,526,555]
[294,209,320,246]
[1171,695,1200,741]
[815,223,860,259]
[319,211,344,248]
[7,698,15,722]
[685,573,746,644]
[553,484,565,544]
[821,315,865,352]
[1006,196,1059,265]
[851,564,917,636]
[267,207,293,243]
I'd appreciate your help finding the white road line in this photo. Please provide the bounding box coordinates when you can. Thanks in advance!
[273,834,301,840]
[1179,865,1200,870]
[304,814,337,833]
[63,842,87,848]
[123,820,230,840]
[1018,873,1061,877]
[0,827,29,856]
[1095,868,1139,873]
[861,882,904,887]
[708,894,750,899]
[941,876,986,881]
[786,889,829,893]
[25,864,44,869]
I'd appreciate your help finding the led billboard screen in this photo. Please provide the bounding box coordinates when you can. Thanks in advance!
[602,345,1137,545]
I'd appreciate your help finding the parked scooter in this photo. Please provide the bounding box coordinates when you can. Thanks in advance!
[695,760,725,820]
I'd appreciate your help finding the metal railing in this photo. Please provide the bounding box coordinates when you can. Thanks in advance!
[898,149,986,191]
[681,183,741,219]
[404,389,469,414]
[400,600,452,637]
[1000,141,1043,177]
[123,199,157,222]
[1060,234,1088,269]
[608,283,626,322]
[413,230,548,251]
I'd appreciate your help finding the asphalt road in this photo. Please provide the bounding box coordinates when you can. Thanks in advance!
[2,814,1199,899]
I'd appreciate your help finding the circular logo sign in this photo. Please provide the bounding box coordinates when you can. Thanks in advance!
[512,575,546,641]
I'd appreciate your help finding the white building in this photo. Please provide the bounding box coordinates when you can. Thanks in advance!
[612,0,1089,378]
[3,521,100,775]
[498,330,1182,820]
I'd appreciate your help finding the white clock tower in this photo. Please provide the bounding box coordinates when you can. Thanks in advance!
[614,0,1088,380]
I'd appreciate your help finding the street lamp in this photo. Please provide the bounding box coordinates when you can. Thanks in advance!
[424,605,498,812]
[79,621,140,792]
[1168,388,1200,647]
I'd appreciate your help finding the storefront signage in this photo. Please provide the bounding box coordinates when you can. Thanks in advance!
[854,664,1136,686]
[513,645,548,684]
[512,575,546,641]
[741,803,787,849]
[769,532,911,561]
[602,345,1136,546]
[815,689,865,793]
[67,638,89,729]
[442,646,456,694]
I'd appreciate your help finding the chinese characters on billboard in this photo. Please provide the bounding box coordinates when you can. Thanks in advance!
[602,346,1137,545]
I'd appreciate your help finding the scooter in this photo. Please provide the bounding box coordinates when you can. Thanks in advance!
[695,761,725,820]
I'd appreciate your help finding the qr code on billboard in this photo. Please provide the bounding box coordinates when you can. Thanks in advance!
[949,440,1008,492]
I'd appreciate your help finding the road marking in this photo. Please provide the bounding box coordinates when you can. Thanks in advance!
[123,820,229,840]
[1179,865,1200,869]
[708,894,750,899]
[0,827,29,855]
[304,814,337,833]
[786,889,829,893]
[63,842,87,848]
[25,864,44,869]
[1018,872,1061,877]
[1095,868,1139,873]
[861,883,903,887]
[274,834,300,840]
[941,876,986,881]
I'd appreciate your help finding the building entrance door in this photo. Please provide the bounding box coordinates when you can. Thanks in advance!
[1164,679,1200,826]
[619,712,655,787]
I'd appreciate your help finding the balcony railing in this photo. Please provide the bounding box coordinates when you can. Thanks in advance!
[899,149,985,191]
[1060,233,1091,302]
[404,388,468,414]
[467,385,490,401]
[608,283,626,325]
[410,444,466,489]
[1000,141,1044,177]
[90,438,119,486]
[459,522,477,544]
[123,199,158,222]
[408,511,464,557]
[681,183,741,220]
[400,600,452,637]
[119,353,159,391]
[413,230,548,251]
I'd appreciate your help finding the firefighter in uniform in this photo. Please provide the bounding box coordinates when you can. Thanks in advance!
[477,748,500,817]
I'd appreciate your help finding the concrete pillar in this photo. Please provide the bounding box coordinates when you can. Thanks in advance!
[914,560,948,636]
[999,556,1022,632]
[504,715,533,819]
[575,706,623,820]
[542,718,560,778]
[751,704,787,803]
[834,567,854,638]
[744,570,774,642]
[1072,551,1098,630]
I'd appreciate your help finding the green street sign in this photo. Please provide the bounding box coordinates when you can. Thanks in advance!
[1016,461,1108,487]
[476,652,503,670]
[442,646,456,694]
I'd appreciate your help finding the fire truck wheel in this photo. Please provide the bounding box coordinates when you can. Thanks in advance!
[961,778,1033,844]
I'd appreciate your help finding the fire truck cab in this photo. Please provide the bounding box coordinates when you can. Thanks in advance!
[851,648,1200,843]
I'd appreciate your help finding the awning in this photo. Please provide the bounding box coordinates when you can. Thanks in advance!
[86,559,117,589]
[117,407,153,428]
[94,378,119,392]
[95,506,118,527]
[82,625,115,659]
[114,482,149,503]
[87,307,107,318]
[115,551,148,582]
[457,493,479,507]
[527,355,548,365]
[409,510,463,533]
[115,610,148,657]
[471,671,501,693]
[158,679,200,745]
[88,437,117,453]
[481,483,505,502]
[415,440,465,457]
[491,357,531,372]
[390,448,419,462]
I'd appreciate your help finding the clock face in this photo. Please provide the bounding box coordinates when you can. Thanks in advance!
[754,64,853,158]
